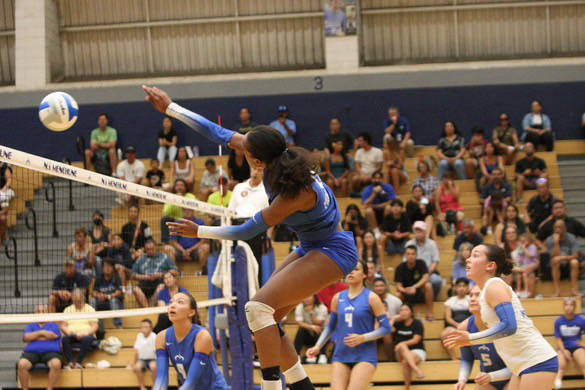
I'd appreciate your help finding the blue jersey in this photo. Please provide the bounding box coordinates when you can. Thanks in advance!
[467,316,508,375]
[165,325,228,389]
[554,315,585,349]
[267,174,340,245]
[333,289,378,366]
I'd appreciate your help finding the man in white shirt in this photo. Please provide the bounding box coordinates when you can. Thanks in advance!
[352,132,383,191]
[116,146,145,205]
[228,166,270,285]
[373,277,401,361]
[404,221,443,298]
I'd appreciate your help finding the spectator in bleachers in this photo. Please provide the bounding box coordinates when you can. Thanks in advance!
[66,227,96,281]
[145,159,169,191]
[373,277,401,361]
[359,231,385,271]
[365,261,383,290]
[404,221,443,298]
[412,160,439,203]
[49,259,88,313]
[121,205,153,259]
[270,105,296,146]
[480,167,512,207]
[132,238,179,307]
[317,280,348,313]
[494,204,527,248]
[90,258,123,330]
[452,242,474,287]
[324,118,355,155]
[84,113,117,175]
[434,172,464,234]
[406,185,435,240]
[199,158,221,201]
[87,210,111,260]
[493,113,520,164]
[353,132,384,191]
[477,142,505,192]
[523,100,554,151]
[61,289,99,369]
[325,140,350,197]
[481,191,506,236]
[382,199,412,255]
[108,234,133,292]
[233,107,258,134]
[160,179,197,244]
[526,178,556,233]
[0,161,13,246]
[554,297,585,390]
[132,319,157,390]
[505,227,539,298]
[227,148,250,190]
[207,175,232,208]
[537,199,585,245]
[465,126,488,181]
[453,220,483,251]
[383,137,408,192]
[169,207,210,273]
[170,147,195,193]
[436,121,466,180]
[383,106,414,158]
[394,245,434,320]
[515,142,548,202]
[18,304,62,390]
[153,272,188,333]
[547,219,580,297]
[362,170,395,240]
[116,146,145,205]
[342,204,368,247]
[294,295,328,363]
[391,303,426,387]
[440,278,471,360]
[157,116,178,166]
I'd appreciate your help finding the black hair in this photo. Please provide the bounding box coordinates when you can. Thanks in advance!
[484,141,498,156]
[102,258,115,268]
[93,210,104,219]
[205,158,216,167]
[241,107,252,119]
[405,244,417,253]
[144,237,157,246]
[173,178,188,193]
[97,113,109,120]
[141,318,153,327]
[416,159,430,173]
[358,132,372,145]
[441,121,461,137]
[483,244,513,276]
[331,141,350,170]
[532,100,543,107]
[312,294,321,306]
[411,184,425,196]
[374,277,387,285]
[391,198,404,207]
[129,204,140,212]
[345,203,364,219]
[401,302,414,317]
[183,292,201,325]
[490,191,503,206]
[455,277,469,286]
[471,126,485,135]
[362,230,379,263]
[247,126,317,199]
[372,170,383,179]
[553,199,566,206]
[162,116,174,131]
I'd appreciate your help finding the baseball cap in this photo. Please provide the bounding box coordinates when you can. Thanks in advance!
[413,221,428,232]
[125,146,137,153]
[278,105,288,112]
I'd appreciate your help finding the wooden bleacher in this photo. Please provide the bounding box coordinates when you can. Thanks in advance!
[17,143,585,388]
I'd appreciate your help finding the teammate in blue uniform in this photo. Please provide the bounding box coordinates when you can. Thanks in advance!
[153,292,228,390]
[306,260,391,389]
[144,86,360,390]
[554,297,585,389]
[456,285,511,390]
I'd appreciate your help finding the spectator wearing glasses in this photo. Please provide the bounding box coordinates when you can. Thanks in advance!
[270,105,296,146]
[493,113,520,164]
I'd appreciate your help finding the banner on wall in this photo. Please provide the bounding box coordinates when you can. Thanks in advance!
[325,0,357,37]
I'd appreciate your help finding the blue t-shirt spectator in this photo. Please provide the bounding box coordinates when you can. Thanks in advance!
[171,218,205,250]
[361,184,396,205]
[555,315,585,350]
[452,260,475,287]
[269,119,296,146]
[106,243,132,267]
[158,287,189,305]
[23,323,62,354]
[383,117,411,140]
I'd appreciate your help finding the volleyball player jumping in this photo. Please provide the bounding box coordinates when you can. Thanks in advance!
[144,86,360,390]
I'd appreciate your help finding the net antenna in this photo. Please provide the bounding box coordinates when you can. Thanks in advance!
[0,144,236,323]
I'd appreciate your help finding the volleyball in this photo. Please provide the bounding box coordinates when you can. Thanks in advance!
[38,91,79,132]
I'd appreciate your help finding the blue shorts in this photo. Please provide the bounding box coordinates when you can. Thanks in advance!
[332,359,377,368]
[295,231,359,276]
[492,380,509,390]
[519,356,559,376]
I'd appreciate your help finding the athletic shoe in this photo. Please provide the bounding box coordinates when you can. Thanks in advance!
[317,355,328,364]
[305,357,317,364]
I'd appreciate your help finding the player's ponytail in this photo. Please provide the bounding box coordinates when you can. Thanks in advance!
[186,292,201,325]
[484,244,513,276]
[246,126,317,199]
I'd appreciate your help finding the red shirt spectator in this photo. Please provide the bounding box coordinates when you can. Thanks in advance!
[317,281,348,312]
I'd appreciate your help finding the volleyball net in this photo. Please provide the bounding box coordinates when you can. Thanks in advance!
[0,144,236,322]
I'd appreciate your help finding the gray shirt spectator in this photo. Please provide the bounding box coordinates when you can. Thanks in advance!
[546,232,579,257]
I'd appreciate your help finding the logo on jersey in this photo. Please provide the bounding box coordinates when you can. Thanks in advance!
[344,306,355,312]
[478,345,490,352]
[200,361,207,366]
[175,354,185,361]
[166,342,171,346]
[315,179,331,209]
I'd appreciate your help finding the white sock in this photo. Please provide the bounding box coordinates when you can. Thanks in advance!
[283,358,308,383]
[262,379,283,390]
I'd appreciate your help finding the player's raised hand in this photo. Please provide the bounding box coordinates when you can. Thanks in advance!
[143,85,172,113]
[167,218,200,238]
[443,329,472,349]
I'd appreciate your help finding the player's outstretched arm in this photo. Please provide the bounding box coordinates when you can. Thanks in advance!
[307,293,340,358]
[456,346,474,390]
[153,330,169,390]
[143,85,245,151]
[178,330,214,390]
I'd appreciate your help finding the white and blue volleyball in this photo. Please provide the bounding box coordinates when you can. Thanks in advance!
[38,92,79,132]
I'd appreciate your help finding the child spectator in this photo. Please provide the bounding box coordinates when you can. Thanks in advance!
[440,278,471,360]
[412,160,439,203]
[382,199,412,255]
[505,228,539,298]
[391,303,426,388]
[394,245,434,320]
[554,298,585,390]
[133,319,157,390]
[145,159,169,190]
[294,295,328,363]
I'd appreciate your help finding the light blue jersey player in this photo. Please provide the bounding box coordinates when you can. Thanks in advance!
[153,292,228,390]
[144,85,360,390]
[306,261,391,390]
[456,286,511,390]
